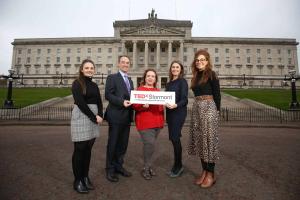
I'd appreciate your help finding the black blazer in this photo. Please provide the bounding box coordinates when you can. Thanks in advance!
[104,72,134,124]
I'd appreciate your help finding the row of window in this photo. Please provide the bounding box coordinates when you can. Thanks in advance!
[17,56,293,65]
[18,47,293,55]
[18,47,114,55]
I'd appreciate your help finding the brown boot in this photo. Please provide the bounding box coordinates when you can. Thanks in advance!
[194,170,207,185]
[200,172,216,188]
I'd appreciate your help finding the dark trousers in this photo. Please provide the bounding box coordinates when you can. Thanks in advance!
[171,138,182,170]
[72,138,95,181]
[201,159,215,173]
[106,123,130,173]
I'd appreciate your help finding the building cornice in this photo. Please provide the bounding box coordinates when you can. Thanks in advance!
[12,37,120,45]
[187,37,299,45]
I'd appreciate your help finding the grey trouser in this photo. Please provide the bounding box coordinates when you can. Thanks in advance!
[139,128,160,168]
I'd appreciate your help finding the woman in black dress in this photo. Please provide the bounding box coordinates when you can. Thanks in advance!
[71,59,103,193]
[165,60,188,177]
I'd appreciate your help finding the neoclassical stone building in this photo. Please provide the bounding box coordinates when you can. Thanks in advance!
[11,10,299,88]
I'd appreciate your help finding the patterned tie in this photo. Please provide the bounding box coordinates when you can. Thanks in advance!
[124,74,131,94]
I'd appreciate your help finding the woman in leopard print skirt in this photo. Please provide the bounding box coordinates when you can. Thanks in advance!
[188,49,221,188]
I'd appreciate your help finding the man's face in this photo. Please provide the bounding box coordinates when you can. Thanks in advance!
[118,56,130,73]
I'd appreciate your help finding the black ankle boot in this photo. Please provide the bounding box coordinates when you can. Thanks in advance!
[73,180,89,194]
[83,177,94,190]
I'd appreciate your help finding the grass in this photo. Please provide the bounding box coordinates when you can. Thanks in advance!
[0,88,71,108]
[222,89,300,110]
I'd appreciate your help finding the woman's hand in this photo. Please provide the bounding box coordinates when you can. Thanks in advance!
[96,115,103,124]
[166,103,177,109]
[142,104,149,108]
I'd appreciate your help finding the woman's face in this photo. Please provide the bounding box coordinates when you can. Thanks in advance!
[145,71,156,87]
[195,54,208,71]
[81,62,95,77]
[171,63,181,79]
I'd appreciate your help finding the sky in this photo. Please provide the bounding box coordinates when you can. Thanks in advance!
[0,0,299,74]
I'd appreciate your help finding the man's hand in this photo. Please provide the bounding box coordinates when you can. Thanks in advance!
[123,100,132,107]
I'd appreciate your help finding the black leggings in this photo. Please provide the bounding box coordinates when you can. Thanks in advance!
[171,139,182,170]
[201,159,215,173]
[72,138,95,181]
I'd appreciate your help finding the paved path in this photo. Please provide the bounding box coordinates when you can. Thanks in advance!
[0,125,299,200]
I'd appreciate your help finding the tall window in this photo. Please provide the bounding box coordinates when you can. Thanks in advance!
[77,48,81,53]
[36,57,40,64]
[67,48,71,53]
[267,49,271,54]
[37,49,41,54]
[246,49,251,54]
[27,49,31,54]
[183,47,187,52]
[225,48,229,53]
[77,57,81,63]
[215,48,219,53]
[257,49,261,54]
[46,57,50,64]
[257,57,261,63]
[87,48,91,53]
[108,48,112,53]
[56,57,60,63]
[247,57,251,63]
[277,49,281,54]
[57,48,61,54]
[288,58,292,65]
[17,57,21,64]
[66,57,71,63]
[288,49,291,55]
[215,57,219,63]
[18,49,22,54]
[47,49,51,54]
[98,48,101,53]
[236,49,240,54]
[26,57,31,63]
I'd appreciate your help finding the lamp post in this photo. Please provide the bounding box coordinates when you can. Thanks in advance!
[285,70,300,110]
[101,73,104,85]
[59,73,63,85]
[242,74,247,86]
[2,69,19,108]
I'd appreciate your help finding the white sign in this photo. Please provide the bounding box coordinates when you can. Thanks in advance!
[130,90,175,105]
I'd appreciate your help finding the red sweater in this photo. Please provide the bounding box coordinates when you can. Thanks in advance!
[132,86,165,131]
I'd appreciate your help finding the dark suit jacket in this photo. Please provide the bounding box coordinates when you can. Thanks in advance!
[104,72,134,125]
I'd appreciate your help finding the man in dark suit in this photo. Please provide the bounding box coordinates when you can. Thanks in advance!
[104,55,134,182]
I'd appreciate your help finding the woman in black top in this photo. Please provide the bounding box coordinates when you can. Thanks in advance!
[71,59,103,194]
[165,61,188,177]
[188,50,221,188]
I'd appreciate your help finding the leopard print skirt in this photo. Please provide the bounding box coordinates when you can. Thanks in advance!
[188,98,219,163]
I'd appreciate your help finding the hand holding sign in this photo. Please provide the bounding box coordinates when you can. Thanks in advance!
[130,91,175,105]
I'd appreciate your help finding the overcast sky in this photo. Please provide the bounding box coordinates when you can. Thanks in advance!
[0,0,299,74]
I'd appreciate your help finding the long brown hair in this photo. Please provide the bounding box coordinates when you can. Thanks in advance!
[191,49,215,88]
[76,59,95,95]
[140,69,158,88]
[168,60,184,81]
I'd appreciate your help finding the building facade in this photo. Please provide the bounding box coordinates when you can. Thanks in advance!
[11,10,299,88]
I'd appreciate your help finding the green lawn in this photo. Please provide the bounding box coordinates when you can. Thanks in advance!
[222,89,300,110]
[0,88,71,108]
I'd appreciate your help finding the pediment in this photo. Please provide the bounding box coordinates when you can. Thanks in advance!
[120,25,185,36]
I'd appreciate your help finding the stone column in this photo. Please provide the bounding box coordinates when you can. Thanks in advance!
[121,40,126,54]
[156,40,161,69]
[168,40,172,67]
[179,40,184,62]
[144,40,149,68]
[133,40,137,69]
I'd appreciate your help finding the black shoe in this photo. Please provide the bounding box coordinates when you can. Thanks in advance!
[169,166,184,178]
[106,172,119,182]
[83,177,94,190]
[73,180,89,194]
[116,168,132,177]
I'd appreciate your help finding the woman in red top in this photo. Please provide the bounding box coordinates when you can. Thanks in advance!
[132,69,164,180]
